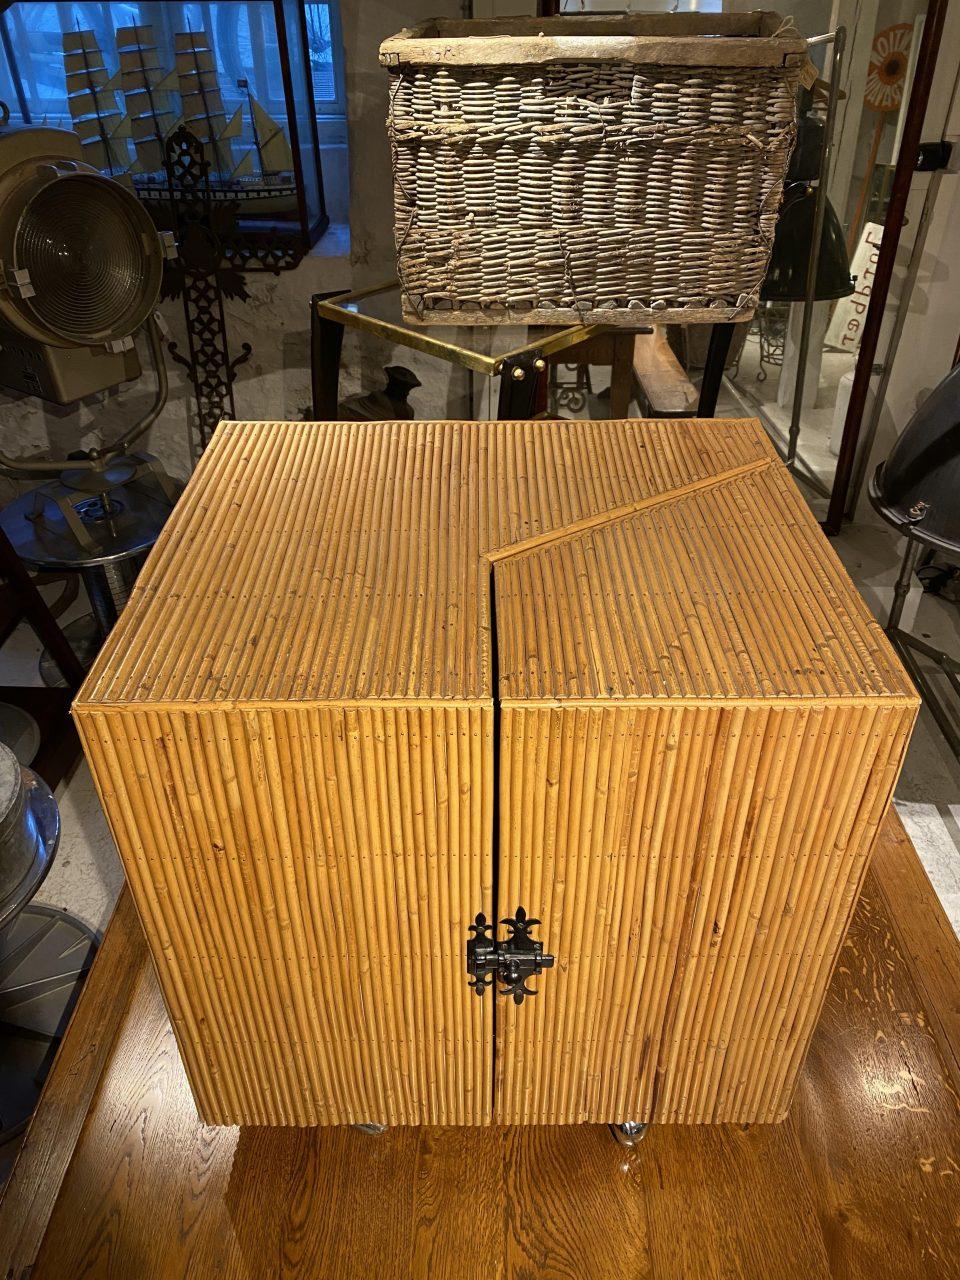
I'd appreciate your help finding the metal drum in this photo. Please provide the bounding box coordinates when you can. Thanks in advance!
[0,741,98,1141]
[0,740,59,929]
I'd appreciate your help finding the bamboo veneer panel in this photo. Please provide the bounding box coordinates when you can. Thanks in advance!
[77,418,773,706]
[495,702,914,1124]
[77,705,493,1126]
[74,418,917,1128]
[493,463,909,702]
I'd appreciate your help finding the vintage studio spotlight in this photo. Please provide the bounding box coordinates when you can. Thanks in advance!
[0,117,181,678]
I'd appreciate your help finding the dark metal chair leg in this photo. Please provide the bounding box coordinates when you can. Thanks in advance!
[497,351,544,420]
[311,298,345,420]
[697,323,735,418]
[0,530,85,690]
[887,533,923,632]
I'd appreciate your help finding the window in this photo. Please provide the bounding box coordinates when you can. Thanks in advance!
[304,0,346,219]
[306,1,344,116]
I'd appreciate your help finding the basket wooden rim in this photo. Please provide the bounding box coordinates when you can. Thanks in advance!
[398,302,760,328]
[379,10,809,70]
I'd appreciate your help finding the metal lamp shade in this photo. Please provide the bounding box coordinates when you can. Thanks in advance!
[760,185,855,303]
[15,173,163,347]
[0,126,168,401]
[869,361,960,557]
[0,130,165,350]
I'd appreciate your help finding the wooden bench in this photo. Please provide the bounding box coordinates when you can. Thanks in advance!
[549,326,698,419]
[632,327,699,417]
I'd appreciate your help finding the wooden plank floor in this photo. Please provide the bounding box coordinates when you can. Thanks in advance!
[1,812,958,1280]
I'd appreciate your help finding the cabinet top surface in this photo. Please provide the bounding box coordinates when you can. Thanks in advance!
[75,418,915,710]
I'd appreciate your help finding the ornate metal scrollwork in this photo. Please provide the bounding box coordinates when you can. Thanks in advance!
[466,906,555,1005]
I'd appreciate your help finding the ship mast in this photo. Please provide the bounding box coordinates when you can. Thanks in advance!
[238,77,264,175]
[245,92,295,179]
[73,23,114,173]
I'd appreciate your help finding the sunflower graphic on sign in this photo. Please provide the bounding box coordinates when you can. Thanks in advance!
[847,22,913,252]
[865,23,912,113]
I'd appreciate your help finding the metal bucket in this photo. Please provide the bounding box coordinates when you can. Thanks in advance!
[0,741,60,929]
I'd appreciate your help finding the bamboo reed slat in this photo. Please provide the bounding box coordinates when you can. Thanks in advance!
[75,418,916,1127]
[494,702,914,1124]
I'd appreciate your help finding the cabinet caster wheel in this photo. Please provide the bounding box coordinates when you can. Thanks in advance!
[353,1123,388,1135]
[610,1122,648,1147]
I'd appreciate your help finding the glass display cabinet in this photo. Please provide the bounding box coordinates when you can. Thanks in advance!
[0,0,333,248]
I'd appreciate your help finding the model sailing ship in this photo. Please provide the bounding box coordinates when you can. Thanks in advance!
[60,25,297,211]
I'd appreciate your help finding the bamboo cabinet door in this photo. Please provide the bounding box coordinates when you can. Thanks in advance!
[488,503,914,1126]
[492,701,740,1126]
[77,703,496,1128]
[491,701,912,1126]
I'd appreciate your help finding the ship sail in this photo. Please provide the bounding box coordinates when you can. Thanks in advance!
[174,29,251,183]
[230,150,256,179]
[62,29,130,176]
[247,93,294,177]
[115,25,177,177]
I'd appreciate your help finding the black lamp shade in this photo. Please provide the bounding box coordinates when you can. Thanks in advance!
[760,184,855,303]
[869,361,960,556]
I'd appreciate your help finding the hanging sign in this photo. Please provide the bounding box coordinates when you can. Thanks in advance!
[825,222,883,353]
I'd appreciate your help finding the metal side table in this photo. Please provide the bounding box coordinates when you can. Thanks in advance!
[311,281,736,422]
[0,459,178,686]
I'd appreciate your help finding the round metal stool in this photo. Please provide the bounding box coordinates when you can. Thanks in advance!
[0,456,177,686]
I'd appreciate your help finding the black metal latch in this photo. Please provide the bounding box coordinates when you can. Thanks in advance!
[466,906,554,1005]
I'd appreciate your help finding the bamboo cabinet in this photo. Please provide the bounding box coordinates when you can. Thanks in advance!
[74,419,917,1128]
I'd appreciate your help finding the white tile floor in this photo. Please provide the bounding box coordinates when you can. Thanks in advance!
[39,761,124,937]
[3,418,959,943]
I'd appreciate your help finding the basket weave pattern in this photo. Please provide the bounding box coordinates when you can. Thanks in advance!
[388,62,800,324]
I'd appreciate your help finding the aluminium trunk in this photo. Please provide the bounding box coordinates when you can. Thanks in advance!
[74,419,917,1127]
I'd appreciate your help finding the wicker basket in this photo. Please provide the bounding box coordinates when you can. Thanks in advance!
[380,12,811,326]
